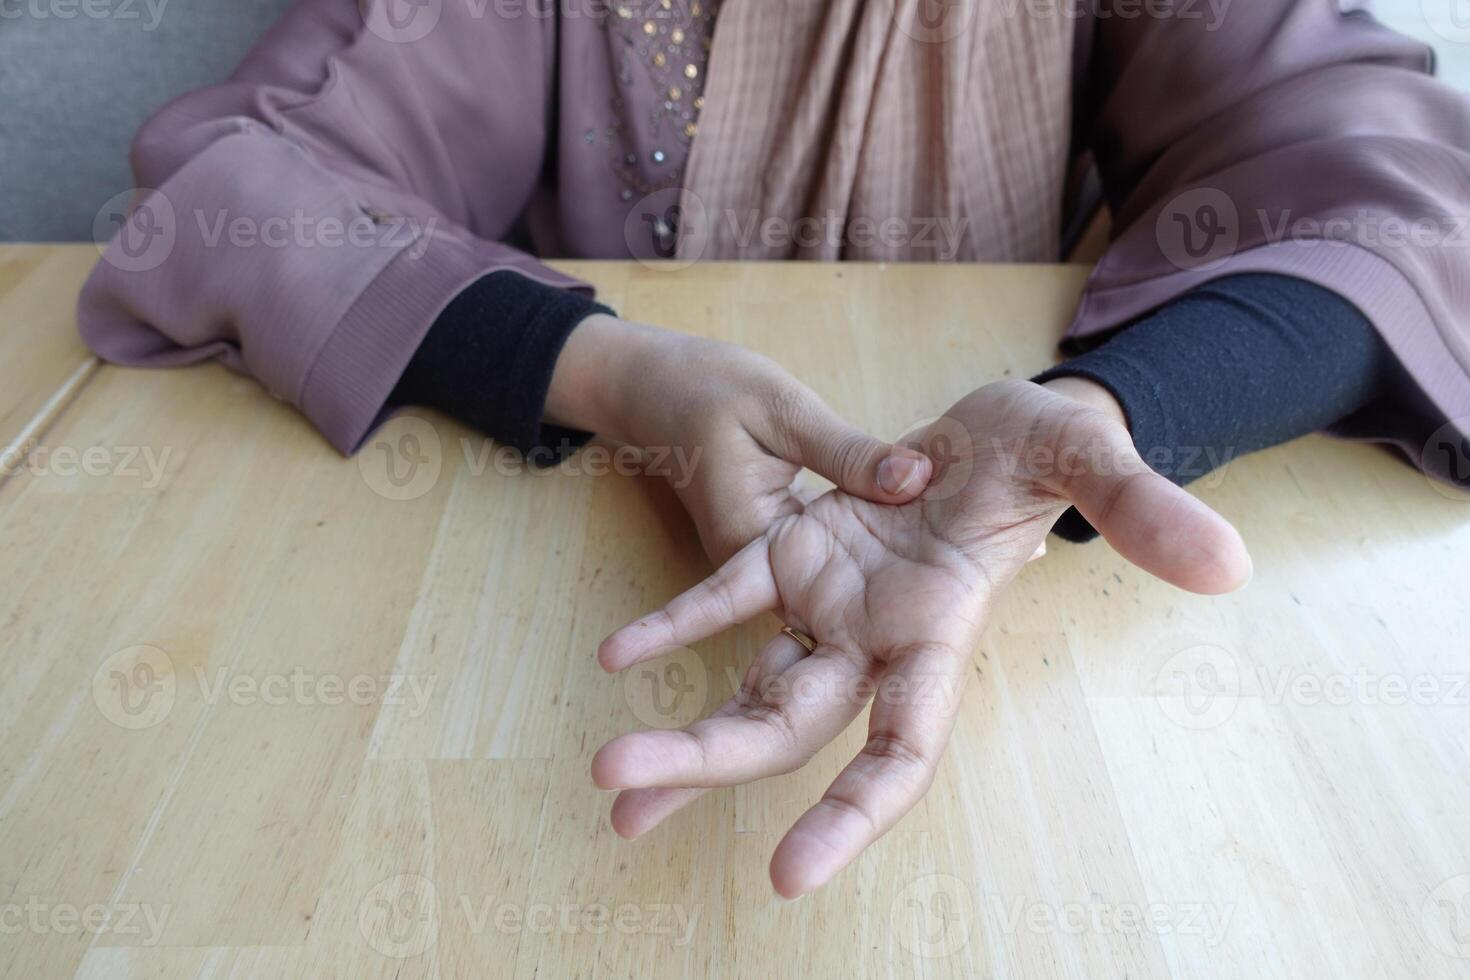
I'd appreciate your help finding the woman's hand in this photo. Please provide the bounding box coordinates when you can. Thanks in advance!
[547,313,933,563]
[592,379,1252,898]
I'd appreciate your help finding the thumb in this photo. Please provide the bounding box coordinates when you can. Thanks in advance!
[769,397,933,503]
[1054,426,1252,595]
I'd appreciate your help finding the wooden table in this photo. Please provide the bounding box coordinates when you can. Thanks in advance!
[3,245,1469,979]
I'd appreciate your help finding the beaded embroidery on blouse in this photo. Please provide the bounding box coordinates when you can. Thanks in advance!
[594,0,718,206]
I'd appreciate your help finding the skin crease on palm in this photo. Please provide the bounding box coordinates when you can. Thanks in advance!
[578,365,1254,899]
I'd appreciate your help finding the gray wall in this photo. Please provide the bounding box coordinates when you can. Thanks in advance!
[1378,0,1470,91]
[0,0,294,242]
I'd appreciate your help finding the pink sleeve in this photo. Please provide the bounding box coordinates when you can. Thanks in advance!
[1071,0,1470,480]
[77,0,587,454]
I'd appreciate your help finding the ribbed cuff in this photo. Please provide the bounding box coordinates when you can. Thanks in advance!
[297,230,591,455]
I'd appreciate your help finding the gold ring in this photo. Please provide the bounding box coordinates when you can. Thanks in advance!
[780,625,818,654]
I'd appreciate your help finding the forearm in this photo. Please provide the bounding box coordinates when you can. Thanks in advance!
[1035,273,1388,541]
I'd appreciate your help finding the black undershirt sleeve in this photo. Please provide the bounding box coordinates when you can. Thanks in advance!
[388,270,612,460]
[1034,273,1388,542]
[389,269,1388,538]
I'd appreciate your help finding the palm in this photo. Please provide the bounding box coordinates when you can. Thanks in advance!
[765,494,991,658]
[594,381,1252,898]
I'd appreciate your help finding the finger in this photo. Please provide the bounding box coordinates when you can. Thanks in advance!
[608,633,808,838]
[762,394,933,503]
[610,786,704,840]
[1065,463,1251,596]
[769,645,965,898]
[1049,420,1251,595]
[607,631,813,838]
[598,537,778,672]
[593,644,870,790]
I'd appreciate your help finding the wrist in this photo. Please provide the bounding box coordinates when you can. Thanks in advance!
[544,313,658,443]
[1040,376,1129,432]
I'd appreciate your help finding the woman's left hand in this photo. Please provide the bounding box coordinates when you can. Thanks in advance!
[548,314,934,564]
[592,379,1252,897]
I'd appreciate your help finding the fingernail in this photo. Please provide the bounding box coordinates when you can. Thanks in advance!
[877,455,923,496]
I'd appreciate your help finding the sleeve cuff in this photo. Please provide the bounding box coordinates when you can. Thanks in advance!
[296,229,593,455]
[388,269,614,460]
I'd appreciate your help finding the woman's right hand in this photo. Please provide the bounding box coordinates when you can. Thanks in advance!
[546,314,934,565]
[590,378,1252,898]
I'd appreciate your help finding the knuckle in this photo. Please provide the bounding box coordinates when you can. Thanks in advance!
[864,732,933,775]
[690,573,739,625]
[818,792,880,837]
[827,430,873,484]
[677,727,711,773]
[1089,473,1130,528]
[749,703,804,763]
[768,382,816,439]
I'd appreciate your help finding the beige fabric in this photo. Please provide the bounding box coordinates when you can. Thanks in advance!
[679,0,1075,263]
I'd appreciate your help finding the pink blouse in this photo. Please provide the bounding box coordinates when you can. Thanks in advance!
[78,0,1470,484]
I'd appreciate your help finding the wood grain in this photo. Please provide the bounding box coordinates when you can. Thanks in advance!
[2,249,1468,979]
[0,245,100,485]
